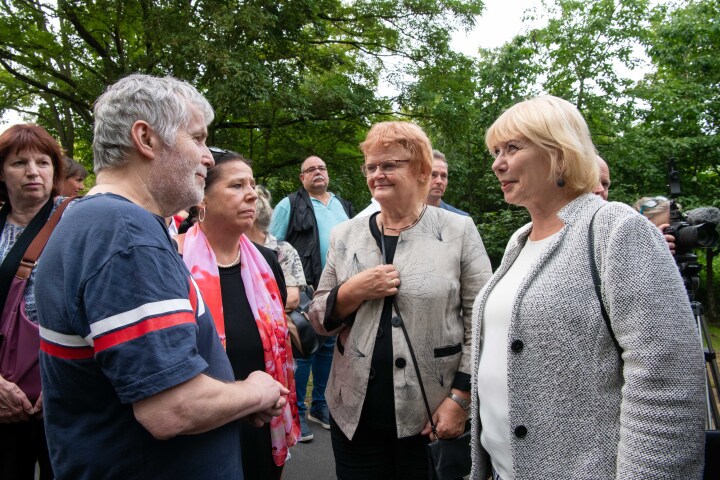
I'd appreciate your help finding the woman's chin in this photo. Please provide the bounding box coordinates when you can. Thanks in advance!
[14,190,51,203]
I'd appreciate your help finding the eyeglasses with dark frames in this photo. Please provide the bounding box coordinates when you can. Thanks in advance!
[301,165,328,175]
[361,160,410,178]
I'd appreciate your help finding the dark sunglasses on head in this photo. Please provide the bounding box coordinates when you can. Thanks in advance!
[208,146,238,162]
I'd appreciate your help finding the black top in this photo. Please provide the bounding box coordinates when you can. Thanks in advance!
[221,243,288,380]
[359,214,399,432]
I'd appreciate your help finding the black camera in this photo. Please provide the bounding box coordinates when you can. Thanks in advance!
[663,207,719,254]
[664,159,719,256]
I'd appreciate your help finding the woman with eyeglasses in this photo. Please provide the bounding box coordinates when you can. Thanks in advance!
[308,121,493,479]
[470,96,705,479]
[174,148,299,479]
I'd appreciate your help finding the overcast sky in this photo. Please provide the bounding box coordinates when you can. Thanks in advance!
[451,0,538,53]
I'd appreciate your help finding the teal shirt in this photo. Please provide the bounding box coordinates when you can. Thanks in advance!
[269,193,350,268]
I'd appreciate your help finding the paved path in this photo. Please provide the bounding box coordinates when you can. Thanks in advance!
[283,420,336,480]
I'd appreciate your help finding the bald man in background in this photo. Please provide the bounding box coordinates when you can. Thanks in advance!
[592,156,611,200]
[593,155,674,253]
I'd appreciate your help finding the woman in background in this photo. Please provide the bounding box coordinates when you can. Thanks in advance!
[60,156,87,196]
[175,148,298,479]
[634,196,676,254]
[634,195,671,227]
[0,124,67,480]
[247,185,307,312]
[471,96,705,479]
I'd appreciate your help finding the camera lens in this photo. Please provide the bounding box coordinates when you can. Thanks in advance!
[675,222,719,250]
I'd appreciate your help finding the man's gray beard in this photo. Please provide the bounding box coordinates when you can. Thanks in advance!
[154,185,203,218]
[149,146,204,217]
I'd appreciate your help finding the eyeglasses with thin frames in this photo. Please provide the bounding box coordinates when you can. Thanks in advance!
[301,165,328,175]
[361,160,410,178]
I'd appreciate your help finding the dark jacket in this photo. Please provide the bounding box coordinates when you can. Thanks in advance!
[286,188,354,289]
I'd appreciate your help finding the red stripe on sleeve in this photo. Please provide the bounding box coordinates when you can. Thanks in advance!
[40,340,95,360]
[188,277,198,314]
[93,311,196,352]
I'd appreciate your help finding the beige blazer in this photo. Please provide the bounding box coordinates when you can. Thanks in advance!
[309,206,492,439]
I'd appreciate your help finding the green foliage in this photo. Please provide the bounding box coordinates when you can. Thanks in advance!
[0,0,483,207]
[477,208,530,268]
[698,248,720,324]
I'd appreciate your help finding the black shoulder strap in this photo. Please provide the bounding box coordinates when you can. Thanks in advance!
[392,296,438,436]
[0,197,55,310]
[379,230,437,436]
[588,207,623,357]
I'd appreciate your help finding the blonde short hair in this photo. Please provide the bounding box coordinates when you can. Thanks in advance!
[485,96,599,195]
[359,122,433,200]
[633,196,671,223]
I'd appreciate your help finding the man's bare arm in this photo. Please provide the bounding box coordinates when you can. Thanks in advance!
[133,370,288,440]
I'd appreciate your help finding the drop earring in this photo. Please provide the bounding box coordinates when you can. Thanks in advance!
[556,178,566,187]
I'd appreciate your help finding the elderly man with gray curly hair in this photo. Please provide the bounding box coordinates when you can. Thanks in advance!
[35,74,287,480]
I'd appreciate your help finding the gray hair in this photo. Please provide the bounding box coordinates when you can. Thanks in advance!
[254,185,273,233]
[432,149,447,164]
[92,74,214,172]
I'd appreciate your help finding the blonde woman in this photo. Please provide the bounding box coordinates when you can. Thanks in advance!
[471,96,705,479]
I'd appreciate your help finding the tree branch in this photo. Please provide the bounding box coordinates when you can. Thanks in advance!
[0,58,92,123]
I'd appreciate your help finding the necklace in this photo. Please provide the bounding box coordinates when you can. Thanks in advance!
[217,249,241,268]
[382,205,427,232]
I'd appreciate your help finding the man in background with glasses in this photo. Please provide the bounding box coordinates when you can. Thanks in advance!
[270,155,354,442]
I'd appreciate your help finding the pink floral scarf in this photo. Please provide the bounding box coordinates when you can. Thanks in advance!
[182,223,299,465]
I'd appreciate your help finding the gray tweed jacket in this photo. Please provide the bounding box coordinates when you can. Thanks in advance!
[309,206,492,439]
[470,194,706,479]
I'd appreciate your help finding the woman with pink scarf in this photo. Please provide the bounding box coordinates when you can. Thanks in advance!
[175,147,299,479]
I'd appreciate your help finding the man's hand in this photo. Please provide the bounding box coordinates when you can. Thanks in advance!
[242,371,289,412]
[0,376,33,423]
[134,372,290,440]
[244,396,287,428]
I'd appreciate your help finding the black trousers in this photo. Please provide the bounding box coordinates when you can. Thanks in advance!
[0,417,53,480]
[330,415,430,480]
[239,421,283,480]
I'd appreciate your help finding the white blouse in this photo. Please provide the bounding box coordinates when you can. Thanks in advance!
[476,232,557,480]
